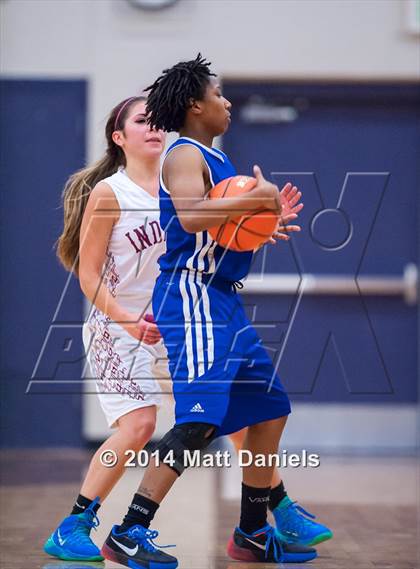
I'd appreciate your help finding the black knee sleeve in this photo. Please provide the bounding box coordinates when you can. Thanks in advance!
[154,422,216,476]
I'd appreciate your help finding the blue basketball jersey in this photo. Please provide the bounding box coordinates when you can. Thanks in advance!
[158,137,253,282]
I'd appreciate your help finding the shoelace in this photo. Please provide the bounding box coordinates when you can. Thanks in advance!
[288,501,316,520]
[73,498,100,543]
[128,525,175,553]
[259,525,283,562]
[282,501,316,534]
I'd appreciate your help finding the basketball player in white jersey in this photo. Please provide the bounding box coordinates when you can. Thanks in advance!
[44,96,167,562]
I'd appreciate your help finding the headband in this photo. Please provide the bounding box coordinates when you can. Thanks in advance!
[114,97,137,131]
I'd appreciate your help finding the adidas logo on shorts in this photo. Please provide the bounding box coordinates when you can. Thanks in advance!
[190,402,205,413]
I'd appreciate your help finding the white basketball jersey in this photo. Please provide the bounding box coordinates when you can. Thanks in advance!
[83,167,167,425]
[96,167,165,314]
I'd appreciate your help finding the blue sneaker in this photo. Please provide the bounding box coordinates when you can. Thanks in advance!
[44,497,104,561]
[273,496,333,546]
[101,524,178,569]
[227,523,317,563]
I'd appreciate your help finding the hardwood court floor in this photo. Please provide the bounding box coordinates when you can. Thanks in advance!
[0,450,419,569]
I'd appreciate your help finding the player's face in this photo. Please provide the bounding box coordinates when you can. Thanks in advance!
[120,100,165,158]
[201,80,232,136]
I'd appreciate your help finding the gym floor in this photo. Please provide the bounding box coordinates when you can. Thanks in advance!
[1,449,418,569]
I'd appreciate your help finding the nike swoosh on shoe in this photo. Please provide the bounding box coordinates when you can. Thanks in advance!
[244,537,266,551]
[111,536,139,556]
[57,529,66,546]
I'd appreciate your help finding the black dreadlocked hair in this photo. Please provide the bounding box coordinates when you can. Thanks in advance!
[144,53,216,133]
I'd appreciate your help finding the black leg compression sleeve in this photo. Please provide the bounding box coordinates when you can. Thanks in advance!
[153,422,216,476]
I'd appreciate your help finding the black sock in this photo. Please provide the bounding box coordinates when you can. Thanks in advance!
[71,494,100,516]
[269,481,288,511]
[119,493,160,531]
[239,483,270,535]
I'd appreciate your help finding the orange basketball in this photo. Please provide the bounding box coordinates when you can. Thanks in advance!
[208,175,278,252]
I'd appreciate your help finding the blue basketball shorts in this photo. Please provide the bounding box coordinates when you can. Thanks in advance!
[152,269,291,437]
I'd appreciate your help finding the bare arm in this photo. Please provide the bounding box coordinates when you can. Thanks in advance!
[163,146,288,234]
[79,182,160,344]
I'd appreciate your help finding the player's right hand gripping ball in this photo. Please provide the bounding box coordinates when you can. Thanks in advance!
[208,175,278,251]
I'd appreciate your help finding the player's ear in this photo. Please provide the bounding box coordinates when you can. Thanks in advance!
[189,98,203,116]
[112,130,124,147]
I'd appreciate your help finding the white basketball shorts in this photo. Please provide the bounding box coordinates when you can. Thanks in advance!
[82,314,169,428]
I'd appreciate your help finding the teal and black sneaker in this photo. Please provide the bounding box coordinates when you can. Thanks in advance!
[273,496,333,546]
[101,524,178,569]
[43,497,104,561]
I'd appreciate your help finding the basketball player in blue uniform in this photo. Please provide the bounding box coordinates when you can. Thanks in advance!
[101,55,317,568]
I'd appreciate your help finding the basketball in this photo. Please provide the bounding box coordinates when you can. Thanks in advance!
[208,175,279,251]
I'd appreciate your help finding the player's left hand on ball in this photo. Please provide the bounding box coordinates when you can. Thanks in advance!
[280,183,304,219]
[268,220,301,244]
[268,183,303,244]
